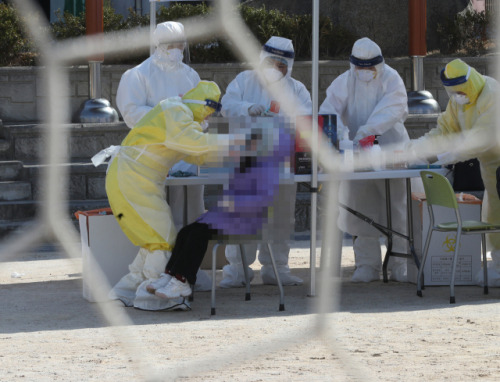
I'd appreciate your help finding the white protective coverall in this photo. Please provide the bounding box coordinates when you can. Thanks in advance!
[410,59,500,286]
[115,21,211,291]
[94,81,225,310]
[116,22,206,232]
[219,36,312,287]
[319,37,410,282]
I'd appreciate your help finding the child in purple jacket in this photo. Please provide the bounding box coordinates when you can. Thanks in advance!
[147,125,292,299]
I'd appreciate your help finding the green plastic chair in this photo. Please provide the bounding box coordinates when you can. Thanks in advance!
[418,171,500,303]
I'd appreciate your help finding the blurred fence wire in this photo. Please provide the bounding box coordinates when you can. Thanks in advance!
[0,0,361,380]
[2,0,498,381]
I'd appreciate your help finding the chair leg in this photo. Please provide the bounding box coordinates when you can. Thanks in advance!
[482,234,489,295]
[449,231,462,304]
[239,244,251,301]
[417,228,433,298]
[211,243,219,316]
[266,243,285,311]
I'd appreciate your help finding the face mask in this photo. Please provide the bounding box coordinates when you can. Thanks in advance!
[263,68,284,83]
[166,48,183,64]
[153,46,183,70]
[453,94,470,105]
[356,69,375,82]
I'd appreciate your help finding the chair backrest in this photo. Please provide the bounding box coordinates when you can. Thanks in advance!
[420,171,459,210]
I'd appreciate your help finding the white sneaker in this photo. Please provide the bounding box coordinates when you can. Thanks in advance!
[351,266,380,283]
[156,278,192,299]
[146,273,172,294]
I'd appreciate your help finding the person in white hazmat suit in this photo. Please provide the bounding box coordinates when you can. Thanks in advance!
[115,21,211,291]
[319,37,409,283]
[408,59,500,287]
[219,36,312,287]
[93,81,226,310]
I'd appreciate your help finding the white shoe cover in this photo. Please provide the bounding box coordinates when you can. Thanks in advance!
[261,266,303,286]
[134,280,190,311]
[389,258,408,282]
[219,265,254,288]
[156,278,192,299]
[146,273,172,294]
[194,269,212,292]
[108,272,144,307]
[351,266,380,283]
[475,262,500,287]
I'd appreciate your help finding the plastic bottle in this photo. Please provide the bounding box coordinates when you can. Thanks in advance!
[339,131,354,171]
[322,115,336,148]
[370,138,384,171]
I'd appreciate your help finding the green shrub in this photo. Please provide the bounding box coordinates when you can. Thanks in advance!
[0,3,36,65]
[7,3,493,66]
[0,3,357,66]
[437,10,495,56]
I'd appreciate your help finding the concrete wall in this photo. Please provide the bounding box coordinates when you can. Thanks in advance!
[0,56,497,123]
[0,114,439,234]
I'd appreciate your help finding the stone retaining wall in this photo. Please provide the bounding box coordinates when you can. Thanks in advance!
[1,114,439,233]
[0,57,497,123]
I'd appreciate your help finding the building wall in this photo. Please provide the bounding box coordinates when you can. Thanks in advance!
[0,57,496,123]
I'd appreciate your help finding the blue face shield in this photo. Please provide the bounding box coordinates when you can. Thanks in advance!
[440,66,471,87]
[262,44,295,59]
[205,99,222,113]
[349,55,384,68]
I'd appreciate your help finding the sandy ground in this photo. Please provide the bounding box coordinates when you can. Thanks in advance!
[1,240,499,382]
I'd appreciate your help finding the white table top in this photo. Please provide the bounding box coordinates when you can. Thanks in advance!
[165,167,447,186]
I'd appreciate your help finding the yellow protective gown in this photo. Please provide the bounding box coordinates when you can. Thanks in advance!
[105,97,221,252]
[415,61,500,254]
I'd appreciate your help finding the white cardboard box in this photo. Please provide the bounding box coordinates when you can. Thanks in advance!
[77,209,139,302]
[408,192,482,286]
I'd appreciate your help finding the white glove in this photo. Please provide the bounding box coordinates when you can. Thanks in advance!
[434,151,459,165]
[248,104,266,116]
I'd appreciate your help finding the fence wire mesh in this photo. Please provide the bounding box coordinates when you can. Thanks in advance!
[1,0,499,381]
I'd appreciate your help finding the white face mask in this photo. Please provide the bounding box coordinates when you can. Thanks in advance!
[263,68,284,83]
[453,94,470,105]
[356,69,376,82]
[165,48,183,64]
[153,46,183,70]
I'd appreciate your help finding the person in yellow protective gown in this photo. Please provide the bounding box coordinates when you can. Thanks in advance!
[409,59,500,286]
[93,81,226,310]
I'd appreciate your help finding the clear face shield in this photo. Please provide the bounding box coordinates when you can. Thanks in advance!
[157,41,187,57]
[153,40,189,69]
[261,56,288,83]
[349,54,384,82]
[441,66,471,105]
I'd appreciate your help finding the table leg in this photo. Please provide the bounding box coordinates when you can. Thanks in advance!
[382,179,392,283]
[406,178,422,285]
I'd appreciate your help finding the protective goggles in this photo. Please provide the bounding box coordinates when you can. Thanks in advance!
[440,66,471,87]
[262,44,295,59]
[349,55,384,67]
[183,99,222,113]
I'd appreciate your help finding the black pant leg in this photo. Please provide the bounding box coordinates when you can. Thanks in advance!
[167,222,216,285]
[166,223,192,272]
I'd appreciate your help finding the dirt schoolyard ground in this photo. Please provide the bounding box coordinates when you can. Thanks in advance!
[1,240,499,381]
